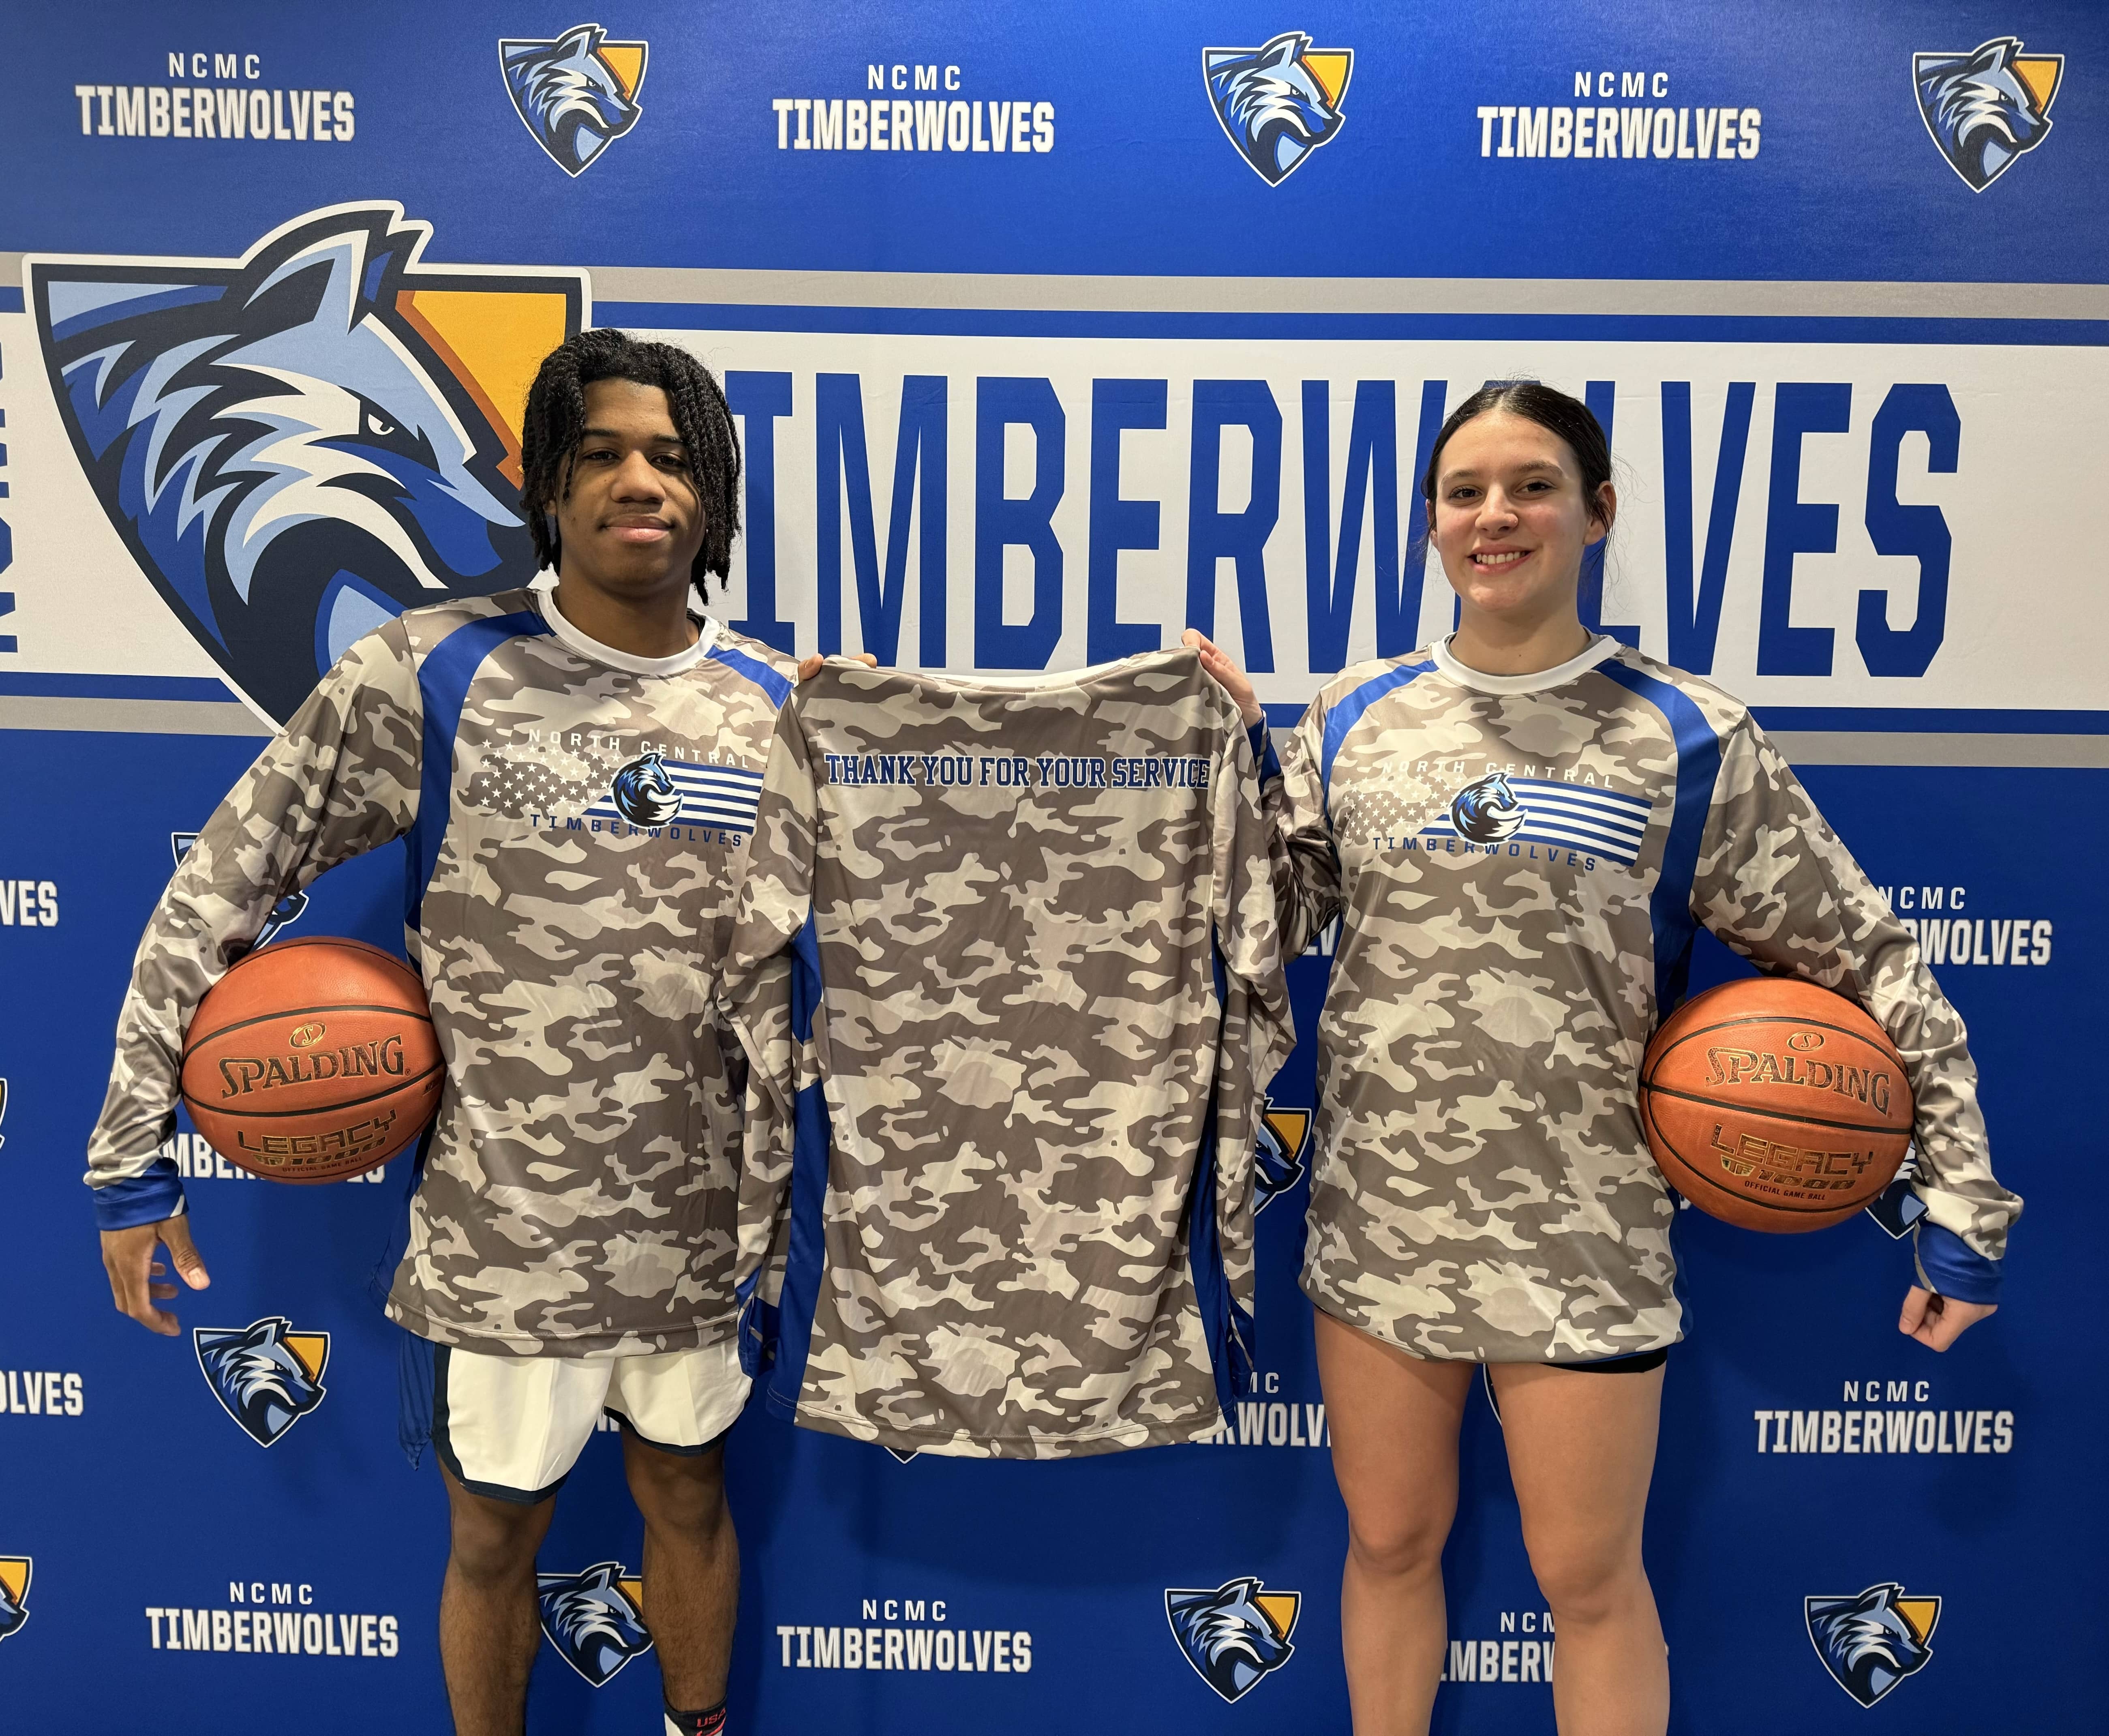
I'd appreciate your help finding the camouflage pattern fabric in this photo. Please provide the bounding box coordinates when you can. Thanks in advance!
[721,650,1291,1457]
[87,589,796,1357]
[1265,635,2021,1363]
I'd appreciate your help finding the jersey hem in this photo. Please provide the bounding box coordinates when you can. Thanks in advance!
[1301,1283,1685,1364]
[385,1297,739,1359]
[783,1402,1226,1460]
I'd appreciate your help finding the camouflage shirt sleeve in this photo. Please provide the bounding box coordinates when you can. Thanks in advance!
[1689,716,2020,1265]
[85,618,424,1228]
[1210,711,1296,1387]
[717,699,819,1348]
[1259,699,1344,961]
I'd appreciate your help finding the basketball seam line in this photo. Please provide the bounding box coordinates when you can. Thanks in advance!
[180,1060,446,1120]
[1638,1080,1905,1138]
[186,1003,438,1044]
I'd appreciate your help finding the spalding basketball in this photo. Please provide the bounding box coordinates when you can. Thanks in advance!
[180,937,442,1183]
[1639,976,1912,1232]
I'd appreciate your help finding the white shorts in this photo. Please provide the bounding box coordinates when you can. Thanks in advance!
[433,1337,749,1503]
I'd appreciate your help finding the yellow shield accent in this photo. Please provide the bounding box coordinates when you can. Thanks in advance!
[0,1558,30,1604]
[618,1575,646,1615]
[2014,56,2063,116]
[1253,1590,1301,1641]
[395,289,575,488]
[1302,52,1353,108]
[596,43,649,102]
[1894,1597,1940,1646]
[1263,1107,1311,1160]
[283,1333,330,1384]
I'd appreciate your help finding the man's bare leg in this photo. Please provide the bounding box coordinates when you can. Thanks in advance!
[622,1427,739,1722]
[439,1463,556,1736]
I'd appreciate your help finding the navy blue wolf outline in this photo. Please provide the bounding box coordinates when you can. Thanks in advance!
[1806,1582,1938,1707]
[1203,32,1350,186]
[0,1561,28,1644]
[537,1562,653,1686]
[193,1316,329,1448]
[1451,772,1526,844]
[1166,1576,1296,1702]
[172,831,306,949]
[30,203,585,724]
[501,24,647,177]
[1914,37,2060,192]
[1253,1100,1308,1215]
[609,751,683,825]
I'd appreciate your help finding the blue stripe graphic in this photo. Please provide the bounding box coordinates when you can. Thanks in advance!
[405,611,550,929]
[1597,661,1723,1008]
[708,643,792,709]
[1186,938,1252,1419]
[1320,660,1435,820]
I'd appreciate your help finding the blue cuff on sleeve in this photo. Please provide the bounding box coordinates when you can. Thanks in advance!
[1915,1221,2001,1305]
[1247,721,1281,783]
[92,1156,187,1232]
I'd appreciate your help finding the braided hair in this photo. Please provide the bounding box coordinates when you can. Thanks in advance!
[518,328,741,594]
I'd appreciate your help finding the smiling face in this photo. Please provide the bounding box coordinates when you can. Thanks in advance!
[551,377,707,607]
[1428,409,1613,634]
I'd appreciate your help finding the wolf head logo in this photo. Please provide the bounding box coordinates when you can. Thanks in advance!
[537,1562,653,1686]
[172,832,306,949]
[1806,1582,1940,1707]
[609,752,683,825]
[1203,32,1353,186]
[0,1558,29,1645]
[193,1316,330,1448]
[1451,772,1526,844]
[1166,1575,1300,1702]
[30,204,586,722]
[502,24,649,176]
[1914,37,2063,191]
[1254,1101,1311,1215]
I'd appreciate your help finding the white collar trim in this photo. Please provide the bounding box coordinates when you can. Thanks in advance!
[1434,633,1620,695]
[539,589,722,677]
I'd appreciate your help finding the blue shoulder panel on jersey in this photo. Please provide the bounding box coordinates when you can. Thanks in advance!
[1320,661,1436,820]
[1595,660,1723,1009]
[404,610,551,930]
[707,642,793,709]
[91,1155,184,1230]
[768,910,831,1418]
[1915,1220,2002,1304]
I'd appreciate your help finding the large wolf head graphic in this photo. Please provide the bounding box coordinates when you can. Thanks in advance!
[1203,32,1353,186]
[608,751,683,825]
[1806,1582,1939,1707]
[1253,1102,1309,1215]
[1166,1576,1299,1702]
[1450,772,1526,844]
[31,204,585,722]
[537,1562,653,1686]
[193,1317,330,1448]
[1914,36,2062,191]
[502,24,648,176]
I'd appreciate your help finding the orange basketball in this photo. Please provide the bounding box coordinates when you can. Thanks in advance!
[180,936,442,1183]
[1638,976,1912,1232]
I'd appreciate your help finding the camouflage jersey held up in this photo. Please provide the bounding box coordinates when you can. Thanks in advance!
[1262,635,2021,1364]
[86,587,796,1357]
[720,650,1291,1458]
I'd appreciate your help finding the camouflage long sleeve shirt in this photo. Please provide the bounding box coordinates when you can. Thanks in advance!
[720,649,1292,1457]
[86,587,796,1356]
[1263,635,2020,1363]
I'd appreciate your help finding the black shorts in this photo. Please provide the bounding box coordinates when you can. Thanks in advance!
[1560,1346,1669,1374]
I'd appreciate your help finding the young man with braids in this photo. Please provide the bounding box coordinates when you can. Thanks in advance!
[87,329,795,1736]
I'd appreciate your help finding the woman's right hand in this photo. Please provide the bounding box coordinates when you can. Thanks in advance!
[1182,629,1264,728]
